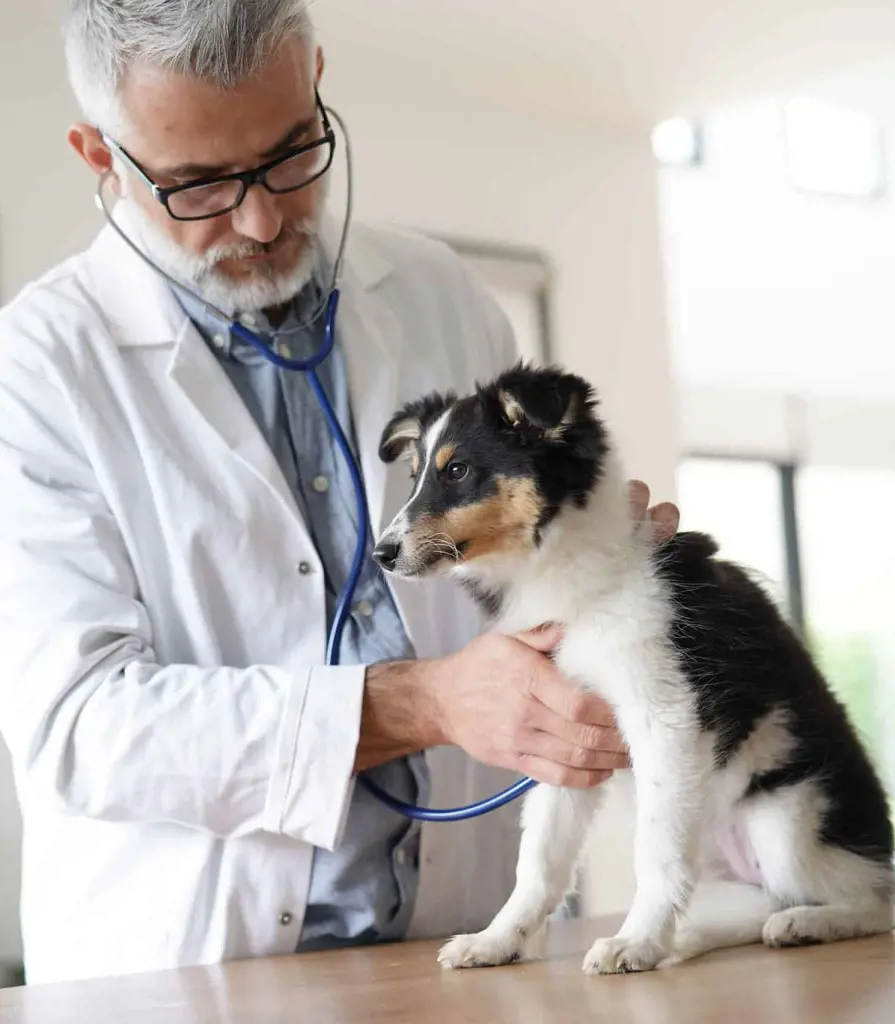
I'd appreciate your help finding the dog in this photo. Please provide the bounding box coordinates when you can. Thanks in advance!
[372,362,894,975]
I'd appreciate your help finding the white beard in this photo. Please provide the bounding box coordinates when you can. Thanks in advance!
[116,179,328,315]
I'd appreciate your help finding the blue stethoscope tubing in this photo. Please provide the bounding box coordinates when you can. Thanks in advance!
[232,298,537,821]
[96,103,537,822]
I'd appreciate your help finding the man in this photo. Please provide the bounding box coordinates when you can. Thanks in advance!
[0,0,679,984]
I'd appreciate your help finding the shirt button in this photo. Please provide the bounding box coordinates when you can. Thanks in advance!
[354,600,374,618]
[212,333,227,351]
[278,911,293,927]
[312,475,330,494]
[297,562,312,575]
[240,313,257,328]
[395,848,407,867]
[276,342,293,359]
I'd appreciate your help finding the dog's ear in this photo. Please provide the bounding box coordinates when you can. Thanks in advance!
[378,391,457,464]
[379,410,423,464]
[494,366,595,441]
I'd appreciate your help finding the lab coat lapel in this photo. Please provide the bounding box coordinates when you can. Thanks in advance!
[89,212,303,521]
[327,222,403,542]
[166,322,302,518]
[336,283,402,541]
[331,233,441,657]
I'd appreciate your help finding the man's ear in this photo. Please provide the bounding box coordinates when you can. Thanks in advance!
[68,123,114,177]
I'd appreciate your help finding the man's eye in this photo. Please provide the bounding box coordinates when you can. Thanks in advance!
[445,462,469,482]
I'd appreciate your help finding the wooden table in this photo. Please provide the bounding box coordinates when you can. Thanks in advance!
[1,917,893,1023]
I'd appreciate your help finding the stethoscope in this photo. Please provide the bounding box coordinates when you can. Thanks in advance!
[95,103,536,823]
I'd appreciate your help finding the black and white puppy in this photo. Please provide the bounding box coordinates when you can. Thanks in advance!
[373,362,894,975]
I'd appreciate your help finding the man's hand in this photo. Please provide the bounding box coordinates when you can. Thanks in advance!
[628,479,679,544]
[357,481,679,783]
[423,625,628,788]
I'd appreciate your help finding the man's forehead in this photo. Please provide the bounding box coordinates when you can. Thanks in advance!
[116,38,315,169]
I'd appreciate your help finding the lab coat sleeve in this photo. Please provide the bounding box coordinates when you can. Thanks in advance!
[0,348,360,851]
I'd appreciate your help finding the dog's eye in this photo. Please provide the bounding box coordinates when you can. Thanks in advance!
[445,461,469,482]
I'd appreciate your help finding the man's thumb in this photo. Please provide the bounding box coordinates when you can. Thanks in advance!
[513,622,564,654]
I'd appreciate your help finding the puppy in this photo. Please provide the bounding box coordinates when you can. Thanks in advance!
[372,362,894,974]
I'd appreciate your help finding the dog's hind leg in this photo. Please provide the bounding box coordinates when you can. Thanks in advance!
[438,782,605,968]
[746,781,894,949]
[660,880,777,966]
[762,902,893,947]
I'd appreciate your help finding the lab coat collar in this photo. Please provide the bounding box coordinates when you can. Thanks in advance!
[85,203,394,349]
[85,199,404,540]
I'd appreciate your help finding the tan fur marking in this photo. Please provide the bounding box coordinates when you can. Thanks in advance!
[435,444,457,472]
[410,450,420,476]
[406,476,544,563]
[498,390,525,427]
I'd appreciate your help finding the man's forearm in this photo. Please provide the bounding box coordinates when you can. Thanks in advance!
[354,658,446,772]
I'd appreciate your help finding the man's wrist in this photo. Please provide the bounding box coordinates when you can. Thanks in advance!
[354,656,448,772]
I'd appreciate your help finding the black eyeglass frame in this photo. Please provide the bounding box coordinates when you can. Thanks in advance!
[100,88,335,222]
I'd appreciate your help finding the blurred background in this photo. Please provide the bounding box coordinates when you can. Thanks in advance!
[2,0,895,983]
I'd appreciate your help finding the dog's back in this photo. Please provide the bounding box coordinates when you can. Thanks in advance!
[654,530,894,871]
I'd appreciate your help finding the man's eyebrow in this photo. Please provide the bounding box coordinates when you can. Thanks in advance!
[158,115,319,181]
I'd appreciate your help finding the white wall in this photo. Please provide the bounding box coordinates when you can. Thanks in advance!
[321,87,679,497]
[660,98,895,404]
[0,7,679,959]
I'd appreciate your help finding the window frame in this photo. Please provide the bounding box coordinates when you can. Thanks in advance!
[680,451,806,635]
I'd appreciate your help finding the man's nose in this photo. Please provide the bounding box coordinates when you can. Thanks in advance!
[230,186,283,244]
[372,539,401,572]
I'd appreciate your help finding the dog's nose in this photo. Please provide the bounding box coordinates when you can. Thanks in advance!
[373,539,401,571]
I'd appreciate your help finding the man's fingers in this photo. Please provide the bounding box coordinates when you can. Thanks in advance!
[648,500,680,543]
[516,756,615,790]
[513,623,564,654]
[523,728,629,772]
[524,698,623,751]
[528,672,616,728]
[628,479,650,520]
[627,479,680,545]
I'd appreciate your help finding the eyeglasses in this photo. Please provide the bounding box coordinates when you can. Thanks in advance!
[101,88,335,222]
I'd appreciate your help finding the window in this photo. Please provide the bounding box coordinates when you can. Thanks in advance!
[676,457,792,618]
[795,466,895,798]
[783,98,885,199]
[677,455,895,802]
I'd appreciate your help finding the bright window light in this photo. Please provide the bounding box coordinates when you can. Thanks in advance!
[783,98,885,199]
[651,118,702,167]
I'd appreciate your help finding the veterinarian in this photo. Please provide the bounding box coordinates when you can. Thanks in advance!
[0,0,679,985]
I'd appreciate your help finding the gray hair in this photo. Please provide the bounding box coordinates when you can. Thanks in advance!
[64,0,315,134]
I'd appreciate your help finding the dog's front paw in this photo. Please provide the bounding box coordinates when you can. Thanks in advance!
[582,935,666,975]
[437,930,525,970]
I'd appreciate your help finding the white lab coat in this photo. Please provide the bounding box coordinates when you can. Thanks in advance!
[0,208,524,984]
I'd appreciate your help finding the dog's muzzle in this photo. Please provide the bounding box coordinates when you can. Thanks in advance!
[372,539,401,572]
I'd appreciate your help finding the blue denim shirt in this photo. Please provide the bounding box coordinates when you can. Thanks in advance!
[172,273,428,950]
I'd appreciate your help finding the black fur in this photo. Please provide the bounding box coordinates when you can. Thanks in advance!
[379,363,612,547]
[460,579,504,619]
[654,531,894,865]
[476,363,610,536]
[378,390,457,464]
[381,362,893,916]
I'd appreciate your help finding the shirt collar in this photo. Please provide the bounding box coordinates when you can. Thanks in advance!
[169,258,329,363]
